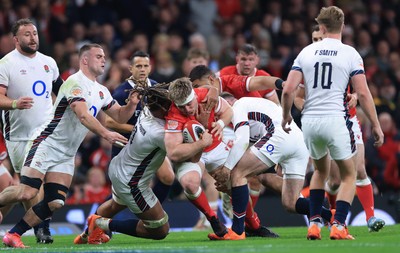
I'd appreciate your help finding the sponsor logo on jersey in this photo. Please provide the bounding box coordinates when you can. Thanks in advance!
[44,65,49,73]
[20,69,27,75]
[167,120,179,130]
[99,91,104,100]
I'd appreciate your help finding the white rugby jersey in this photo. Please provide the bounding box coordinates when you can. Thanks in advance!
[38,70,114,156]
[292,38,364,116]
[225,97,284,170]
[109,107,166,190]
[0,49,59,141]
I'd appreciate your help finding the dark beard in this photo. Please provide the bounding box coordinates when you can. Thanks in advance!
[20,43,38,55]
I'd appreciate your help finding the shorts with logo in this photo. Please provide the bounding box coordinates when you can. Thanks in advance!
[301,116,356,161]
[110,180,157,214]
[250,126,308,178]
[108,158,158,214]
[24,140,75,175]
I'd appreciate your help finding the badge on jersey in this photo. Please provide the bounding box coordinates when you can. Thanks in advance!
[167,120,179,130]
[71,87,83,97]
[99,91,104,100]
[44,65,50,73]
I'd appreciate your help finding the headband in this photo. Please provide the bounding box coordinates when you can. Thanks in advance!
[174,89,195,106]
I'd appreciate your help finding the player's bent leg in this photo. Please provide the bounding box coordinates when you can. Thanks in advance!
[281,177,304,213]
[0,169,15,222]
[74,198,123,245]
[247,176,262,207]
[96,198,126,218]
[88,202,170,240]
[326,160,341,209]
[257,173,283,195]
[231,151,278,238]
[178,164,226,237]
[135,202,170,240]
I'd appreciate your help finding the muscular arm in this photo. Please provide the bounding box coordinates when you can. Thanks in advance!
[0,86,33,110]
[281,70,303,131]
[103,92,140,124]
[215,97,233,127]
[164,132,209,163]
[70,101,128,144]
[104,115,134,134]
[211,97,233,139]
[294,85,305,111]
[351,74,383,146]
[247,76,282,92]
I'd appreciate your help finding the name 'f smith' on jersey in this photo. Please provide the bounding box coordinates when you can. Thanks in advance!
[292,38,365,117]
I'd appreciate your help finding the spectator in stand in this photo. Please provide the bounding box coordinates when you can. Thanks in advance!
[182,48,209,77]
[366,112,399,192]
[67,167,111,205]
[150,51,181,83]
[89,137,112,172]
[61,52,80,81]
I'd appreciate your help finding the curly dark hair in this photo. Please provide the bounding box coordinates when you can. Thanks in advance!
[126,81,171,114]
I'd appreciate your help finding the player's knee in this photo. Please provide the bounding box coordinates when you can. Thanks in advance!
[143,212,169,240]
[248,176,261,190]
[43,183,69,212]
[231,168,244,182]
[19,176,42,201]
[180,177,201,194]
[158,172,175,186]
[282,198,296,213]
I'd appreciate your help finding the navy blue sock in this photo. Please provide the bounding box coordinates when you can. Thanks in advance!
[295,197,333,221]
[9,219,32,236]
[231,185,249,235]
[295,197,309,216]
[309,189,325,221]
[334,200,350,225]
[152,179,171,203]
[109,219,139,237]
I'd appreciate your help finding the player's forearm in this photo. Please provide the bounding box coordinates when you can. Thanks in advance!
[281,91,295,118]
[105,116,133,134]
[248,76,281,92]
[167,142,205,163]
[78,111,110,139]
[357,92,380,128]
[113,103,137,124]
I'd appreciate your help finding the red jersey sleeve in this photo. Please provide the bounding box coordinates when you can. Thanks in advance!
[219,75,262,99]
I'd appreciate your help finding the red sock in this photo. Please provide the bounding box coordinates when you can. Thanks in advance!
[250,194,259,208]
[244,200,260,230]
[326,193,337,209]
[188,190,216,221]
[356,184,374,221]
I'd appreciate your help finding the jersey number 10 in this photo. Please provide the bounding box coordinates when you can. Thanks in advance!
[313,62,332,89]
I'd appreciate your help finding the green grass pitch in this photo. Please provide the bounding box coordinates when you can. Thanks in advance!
[1,224,398,253]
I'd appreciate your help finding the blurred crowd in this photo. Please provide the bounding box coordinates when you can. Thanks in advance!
[1,0,400,203]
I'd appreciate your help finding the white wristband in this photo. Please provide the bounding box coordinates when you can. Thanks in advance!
[216,119,225,128]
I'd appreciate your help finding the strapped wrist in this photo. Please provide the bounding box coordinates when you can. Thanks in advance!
[275,79,284,90]
[217,119,225,128]
[11,100,17,109]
